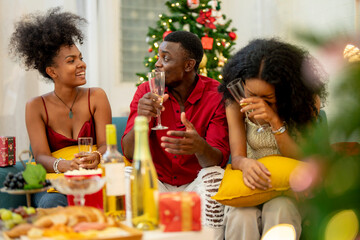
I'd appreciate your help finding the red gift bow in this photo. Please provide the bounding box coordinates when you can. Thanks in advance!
[196,9,216,29]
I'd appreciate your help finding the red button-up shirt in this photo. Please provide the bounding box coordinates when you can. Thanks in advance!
[122,75,229,186]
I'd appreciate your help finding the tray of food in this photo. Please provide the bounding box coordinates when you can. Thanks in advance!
[2,206,142,240]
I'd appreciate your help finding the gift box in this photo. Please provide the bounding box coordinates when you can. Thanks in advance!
[159,192,201,232]
[0,136,16,167]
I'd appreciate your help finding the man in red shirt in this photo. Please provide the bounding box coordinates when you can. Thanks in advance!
[122,31,229,238]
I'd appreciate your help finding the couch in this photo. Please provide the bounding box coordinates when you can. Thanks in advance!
[0,116,128,209]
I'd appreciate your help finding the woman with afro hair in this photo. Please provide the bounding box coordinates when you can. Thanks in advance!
[9,8,111,208]
[218,38,327,240]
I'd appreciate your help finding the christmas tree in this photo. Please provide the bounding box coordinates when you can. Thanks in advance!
[136,0,237,85]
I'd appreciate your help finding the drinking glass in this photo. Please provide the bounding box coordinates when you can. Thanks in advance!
[227,78,268,133]
[78,137,93,157]
[148,71,168,130]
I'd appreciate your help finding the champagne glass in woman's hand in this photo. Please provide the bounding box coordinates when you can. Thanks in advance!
[148,71,168,130]
[227,78,267,133]
[78,137,93,157]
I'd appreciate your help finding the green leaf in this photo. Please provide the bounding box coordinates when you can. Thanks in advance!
[22,164,46,189]
[24,183,43,190]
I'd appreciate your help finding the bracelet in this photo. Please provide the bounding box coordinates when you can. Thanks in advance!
[93,150,102,162]
[272,123,286,135]
[53,158,65,174]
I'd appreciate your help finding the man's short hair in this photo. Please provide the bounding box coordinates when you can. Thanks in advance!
[164,31,204,71]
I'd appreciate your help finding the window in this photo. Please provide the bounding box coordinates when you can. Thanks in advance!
[121,0,167,83]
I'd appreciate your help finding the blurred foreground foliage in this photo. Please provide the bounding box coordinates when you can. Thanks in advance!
[298,31,360,239]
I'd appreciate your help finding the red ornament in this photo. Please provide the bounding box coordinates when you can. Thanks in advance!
[155,55,159,60]
[201,36,214,50]
[229,32,237,41]
[187,0,199,9]
[196,10,216,29]
[148,47,153,53]
[163,30,173,39]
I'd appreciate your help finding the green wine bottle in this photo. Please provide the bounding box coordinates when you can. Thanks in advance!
[131,116,159,230]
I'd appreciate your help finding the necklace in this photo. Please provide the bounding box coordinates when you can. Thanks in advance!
[53,89,79,119]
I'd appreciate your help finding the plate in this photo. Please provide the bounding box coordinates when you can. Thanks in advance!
[0,186,50,195]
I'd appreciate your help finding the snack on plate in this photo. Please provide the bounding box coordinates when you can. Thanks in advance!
[64,168,103,177]
[3,206,140,239]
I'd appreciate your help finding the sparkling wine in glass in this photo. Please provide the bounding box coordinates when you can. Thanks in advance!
[227,78,268,133]
[148,71,168,130]
[78,137,93,157]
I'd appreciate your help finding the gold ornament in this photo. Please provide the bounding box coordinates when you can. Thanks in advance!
[199,54,208,76]
[344,44,360,62]
[218,52,225,67]
[199,67,207,76]
[199,54,207,68]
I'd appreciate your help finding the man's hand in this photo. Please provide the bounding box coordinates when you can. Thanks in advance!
[161,112,205,155]
[137,93,169,122]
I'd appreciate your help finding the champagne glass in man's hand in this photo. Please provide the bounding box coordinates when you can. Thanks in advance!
[148,71,168,130]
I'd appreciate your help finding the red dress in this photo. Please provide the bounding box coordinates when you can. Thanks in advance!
[41,89,96,152]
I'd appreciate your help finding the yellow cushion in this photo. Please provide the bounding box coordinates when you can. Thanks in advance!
[212,155,304,207]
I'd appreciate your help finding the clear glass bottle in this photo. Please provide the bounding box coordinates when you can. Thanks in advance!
[131,116,159,230]
[101,124,126,221]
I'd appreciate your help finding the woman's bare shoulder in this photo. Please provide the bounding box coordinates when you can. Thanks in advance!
[26,94,46,108]
[88,87,108,100]
[89,87,107,95]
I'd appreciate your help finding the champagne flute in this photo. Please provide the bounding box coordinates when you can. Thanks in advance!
[148,71,168,130]
[227,78,268,133]
[78,137,93,157]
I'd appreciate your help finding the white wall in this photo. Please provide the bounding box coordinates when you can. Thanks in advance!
[0,0,357,154]
[221,0,355,48]
[0,0,79,157]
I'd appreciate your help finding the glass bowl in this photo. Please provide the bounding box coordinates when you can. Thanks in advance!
[50,176,105,206]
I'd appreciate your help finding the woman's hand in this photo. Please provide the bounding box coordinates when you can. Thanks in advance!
[240,97,280,127]
[73,152,101,169]
[58,159,80,172]
[239,157,272,190]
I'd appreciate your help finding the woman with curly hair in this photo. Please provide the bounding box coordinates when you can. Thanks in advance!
[218,38,327,240]
[9,8,111,208]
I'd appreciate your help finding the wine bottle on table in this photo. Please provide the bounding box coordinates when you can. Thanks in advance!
[101,124,126,221]
[131,116,159,230]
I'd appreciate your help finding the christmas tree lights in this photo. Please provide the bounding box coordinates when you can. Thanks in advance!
[136,0,237,85]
